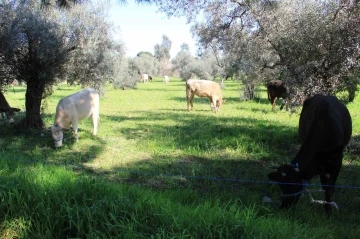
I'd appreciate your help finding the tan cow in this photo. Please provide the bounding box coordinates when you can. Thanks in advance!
[0,92,21,124]
[186,79,223,112]
[164,75,169,84]
[51,88,100,148]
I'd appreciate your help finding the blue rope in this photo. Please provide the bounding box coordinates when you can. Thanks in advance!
[7,157,360,190]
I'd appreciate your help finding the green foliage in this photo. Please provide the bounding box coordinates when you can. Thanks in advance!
[160,0,360,103]
[132,54,159,77]
[0,79,359,238]
[111,57,139,90]
[0,0,122,127]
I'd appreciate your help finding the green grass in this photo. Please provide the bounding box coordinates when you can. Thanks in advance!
[0,78,360,238]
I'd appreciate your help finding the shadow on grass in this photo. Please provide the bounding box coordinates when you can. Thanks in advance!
[0,105,360,238]
[2,105,359,208]
[0,122,106,167]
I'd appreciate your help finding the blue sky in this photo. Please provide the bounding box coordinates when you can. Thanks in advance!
[109,1,197,59]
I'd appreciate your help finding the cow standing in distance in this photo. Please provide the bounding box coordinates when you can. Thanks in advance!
[50,88,100,148]
[186,79,223,112]
[268,95,352,213]
[267,80,288,110]
[0,92,21,124]
[164,75,169,84]
[141,74,149,83]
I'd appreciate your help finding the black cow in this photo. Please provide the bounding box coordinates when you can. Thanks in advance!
[0,92,21,124]
[267,80,288,110]
[268,95,352,213]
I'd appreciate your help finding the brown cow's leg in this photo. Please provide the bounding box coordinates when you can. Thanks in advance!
[187,94,194,111]
[208,97,214,111]
[280,100,285,110]
[280,98,287,110]
[271,97,277,110]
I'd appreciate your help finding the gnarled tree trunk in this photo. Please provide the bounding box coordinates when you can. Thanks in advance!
[20,78,45,129]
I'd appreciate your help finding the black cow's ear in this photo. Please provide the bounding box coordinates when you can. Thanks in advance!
[12,108,21,112]
[268,172,279,182]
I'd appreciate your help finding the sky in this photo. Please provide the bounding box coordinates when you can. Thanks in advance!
[109,1,197,59]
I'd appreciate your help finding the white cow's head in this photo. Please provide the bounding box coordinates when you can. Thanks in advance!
[51,124,64,148]
[0,107,21,124]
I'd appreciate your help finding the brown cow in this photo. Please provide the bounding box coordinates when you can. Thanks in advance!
[0,92,21,124]
[186,79,223,112]
[267,80,288,110]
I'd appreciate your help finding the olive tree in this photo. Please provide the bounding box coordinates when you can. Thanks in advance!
[157,0,360,103]
[171,43,195,80]
[110,45,139,90]
[133,52,159,78]
[0,0,120,128]
[154,35,172,76]
[251,0,360,102]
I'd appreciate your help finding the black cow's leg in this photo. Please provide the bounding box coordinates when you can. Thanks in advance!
[320,159,342,213]
[320,173,332,213]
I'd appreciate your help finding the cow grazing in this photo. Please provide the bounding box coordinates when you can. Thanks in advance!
[268,95,352,213]
[0,92,21,124]
[164,75,169,84]
[267,80,288,110]
[51,88,100,148]
[186,79,223,112]
[148,76,153,82]
[141,74,149,83]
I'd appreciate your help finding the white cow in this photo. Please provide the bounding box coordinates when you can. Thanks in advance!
[164,75,169,84]
[186,79,223,112]
[51,88,100,147]
[141,74,149,83]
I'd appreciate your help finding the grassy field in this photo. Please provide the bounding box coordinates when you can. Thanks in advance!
[0,78,360,238]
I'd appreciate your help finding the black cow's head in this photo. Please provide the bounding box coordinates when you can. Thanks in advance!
[268,164,304,209]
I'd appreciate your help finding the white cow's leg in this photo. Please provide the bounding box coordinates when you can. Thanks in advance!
[92,112,99,136]
[72,121,79,142]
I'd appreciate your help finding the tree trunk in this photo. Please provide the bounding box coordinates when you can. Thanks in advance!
[243,82,255,100]
[20,79,45,129]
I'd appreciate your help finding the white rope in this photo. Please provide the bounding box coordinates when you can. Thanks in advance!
[305,188,339,210]
[263,188,339,210]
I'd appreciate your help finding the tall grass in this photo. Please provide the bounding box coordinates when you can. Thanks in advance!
[0,79,359,238]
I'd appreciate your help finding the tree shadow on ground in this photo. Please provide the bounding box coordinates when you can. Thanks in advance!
[0,122,106,167]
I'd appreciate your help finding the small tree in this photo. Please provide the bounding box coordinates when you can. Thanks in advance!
[112,57,139,90]
[133,53,159,77]
[172,44,195,80]
[154,35,172,76]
